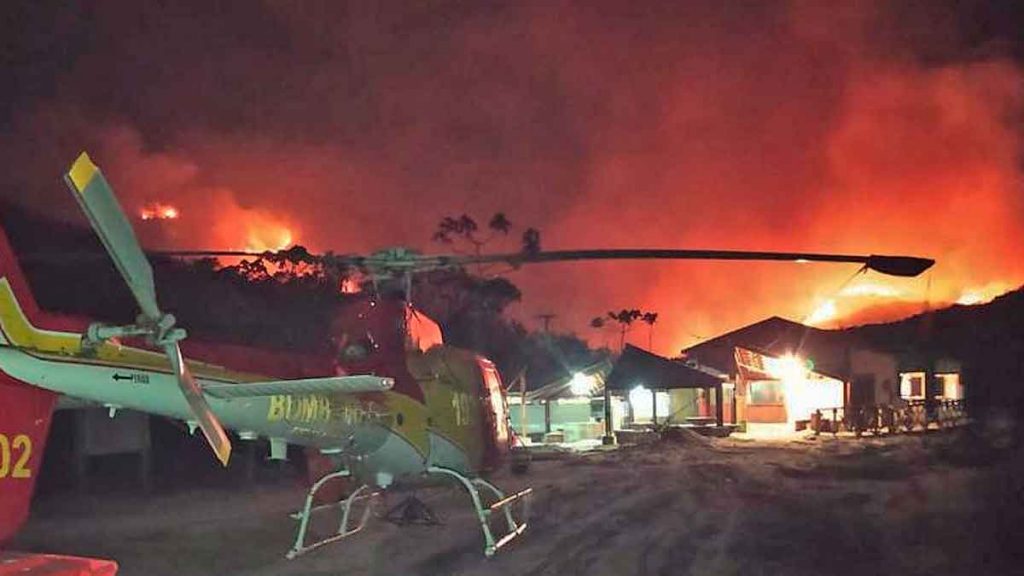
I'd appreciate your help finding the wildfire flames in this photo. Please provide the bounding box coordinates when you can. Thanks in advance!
[212,205,297,254]
[140,203,179,221]
[339,278,361,294]
[243,224,293,253]
[956,283,1010,306]
[806,282,911,327]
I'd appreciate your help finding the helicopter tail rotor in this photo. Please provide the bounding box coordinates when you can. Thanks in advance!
[65,152,232,466]
[166,340,232,466]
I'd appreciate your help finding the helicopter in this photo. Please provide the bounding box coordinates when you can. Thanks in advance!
[0,152,935,561]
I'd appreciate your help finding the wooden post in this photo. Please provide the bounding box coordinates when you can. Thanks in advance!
[602,383,614,445]
[651,388,657,426]
[520,374,528,439]
[715,382,724,427]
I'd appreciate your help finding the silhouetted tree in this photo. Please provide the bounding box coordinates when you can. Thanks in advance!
[488,213,511,235]
[433,212,514,256]
[608,309,642,351]
[521,227,542,255]
[642,311,659,349]
[592,309,659,351]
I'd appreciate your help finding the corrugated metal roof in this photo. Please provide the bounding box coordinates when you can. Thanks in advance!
[682,316,852,378]
[525,358,613,401]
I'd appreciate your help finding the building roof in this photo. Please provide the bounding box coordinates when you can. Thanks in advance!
[605,344,724,391]
[525,358,613,401]
[682,316,854,379]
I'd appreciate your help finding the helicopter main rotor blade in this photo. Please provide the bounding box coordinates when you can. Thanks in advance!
[166,341,232,466]
[64,152,161,320]
[154,247,934,279]
[432,249,935,278]
[151,250,370,271]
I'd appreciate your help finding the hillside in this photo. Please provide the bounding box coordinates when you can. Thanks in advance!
[842,286,1024,409]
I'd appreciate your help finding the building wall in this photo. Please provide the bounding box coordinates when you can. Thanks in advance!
[509,397,628,442]
[667,389,702,421]
[848,348,900,406]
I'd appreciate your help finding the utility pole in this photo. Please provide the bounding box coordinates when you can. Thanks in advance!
[535,313,556,333]
[602,381,615,445]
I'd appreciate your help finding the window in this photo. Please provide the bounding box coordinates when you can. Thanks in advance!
[900,372,925,399]
[937,373,963,400]
[749,380,784,404]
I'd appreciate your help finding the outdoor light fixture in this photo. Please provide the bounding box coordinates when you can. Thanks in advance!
[569,372,594,397]
[765,354,806,383]
[628,384,649,407]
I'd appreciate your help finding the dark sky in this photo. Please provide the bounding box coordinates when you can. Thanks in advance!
[1,1,1022,353]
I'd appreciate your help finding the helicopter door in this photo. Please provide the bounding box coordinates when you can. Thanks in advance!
[476,358,510,471]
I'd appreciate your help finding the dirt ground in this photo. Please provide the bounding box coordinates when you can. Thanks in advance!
[12,428,1024,576]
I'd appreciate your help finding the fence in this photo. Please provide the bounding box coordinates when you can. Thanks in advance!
[810,399,967,437]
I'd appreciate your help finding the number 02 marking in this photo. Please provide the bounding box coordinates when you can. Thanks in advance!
[0,434,32,479]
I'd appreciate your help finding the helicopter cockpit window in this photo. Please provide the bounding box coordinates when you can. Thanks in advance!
[405,307,444,352]
[336,332,376,362]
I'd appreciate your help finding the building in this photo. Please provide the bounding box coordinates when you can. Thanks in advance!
[604,344,730,427]
[507,359,621,444]
[682,316,963,434]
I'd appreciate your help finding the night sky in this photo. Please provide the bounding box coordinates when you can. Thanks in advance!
[1,1,1022,354]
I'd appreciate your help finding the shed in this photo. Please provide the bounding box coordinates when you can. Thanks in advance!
[606,345,728,425]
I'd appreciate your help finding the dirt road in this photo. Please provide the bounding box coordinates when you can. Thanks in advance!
[12,429,1022,575]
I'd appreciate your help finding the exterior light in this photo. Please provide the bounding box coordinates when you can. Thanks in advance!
[628,384,649,407]
[569,372,593,396]
[765,354,806,383]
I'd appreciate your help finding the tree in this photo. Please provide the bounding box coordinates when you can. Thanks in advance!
[608,309,641,351]
[432,213,511,256]
[500,330,610,391]
[591,309,659,351]
[641,312,659,349]
[432,212,542,258]
[521,227,542,255]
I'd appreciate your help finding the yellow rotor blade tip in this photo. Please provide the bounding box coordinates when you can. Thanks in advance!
[68,152,98,192]
[216,444,232,467]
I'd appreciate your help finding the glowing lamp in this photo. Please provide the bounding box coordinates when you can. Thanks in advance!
[628,384,649,407]
[765,354,806,383]
[569,372,594,397]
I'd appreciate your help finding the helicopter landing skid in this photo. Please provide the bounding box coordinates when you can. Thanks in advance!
[427,466,533,557]
[286,470,379,560]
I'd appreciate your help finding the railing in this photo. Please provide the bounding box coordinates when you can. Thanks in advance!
[810,399,967,436]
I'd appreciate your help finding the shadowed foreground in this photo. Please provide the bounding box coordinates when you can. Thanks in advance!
[14,428,1023,576]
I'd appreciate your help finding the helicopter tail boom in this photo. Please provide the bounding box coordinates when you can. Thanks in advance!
[0,225,60,545]
[0,376,57,546]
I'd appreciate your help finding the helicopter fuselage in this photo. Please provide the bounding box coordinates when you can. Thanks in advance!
[0,286,507,483]
[0,270,511,492]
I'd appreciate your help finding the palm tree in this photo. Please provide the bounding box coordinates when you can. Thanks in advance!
[608,309,641,351]
[592,309,660,351]
[641,312,658,349]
